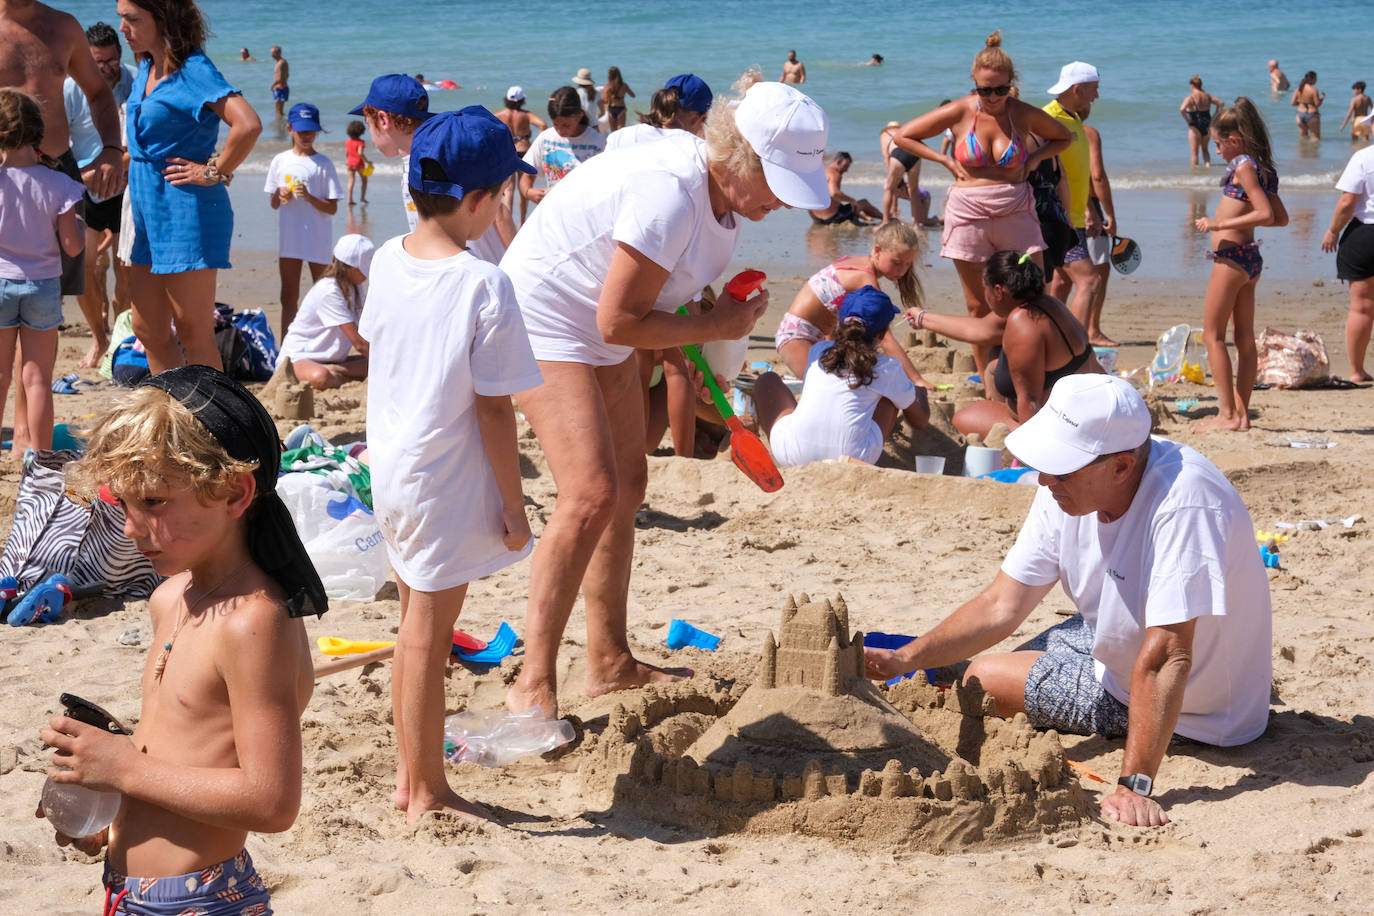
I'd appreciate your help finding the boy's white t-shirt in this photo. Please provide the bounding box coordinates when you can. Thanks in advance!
[767,343,916,466]
[359,236,543,591]
[263,150,342,264]
[522,126,605,187]
[1001,437,1273,746]
[501,132,740,366]
[277,276,362,365]
[0,164,85,280]
[1335,145,1374,223]
[400,152,505,264]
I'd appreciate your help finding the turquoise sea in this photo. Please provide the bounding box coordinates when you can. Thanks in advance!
[57,0,1372,280]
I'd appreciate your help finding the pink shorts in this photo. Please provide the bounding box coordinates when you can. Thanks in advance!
[940,183,1046,263]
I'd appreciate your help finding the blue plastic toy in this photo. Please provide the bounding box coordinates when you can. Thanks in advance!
[665,619,721,651]
[454,621,517,664]
[0,575,19,616]
[7,573,73,626]
[1259,545,1281,569]
[864,631,939,687]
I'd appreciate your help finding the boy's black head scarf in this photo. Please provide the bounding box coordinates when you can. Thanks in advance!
[142,365,328,618]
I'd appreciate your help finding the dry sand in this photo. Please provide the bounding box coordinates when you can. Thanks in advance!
[2,250,1373,913]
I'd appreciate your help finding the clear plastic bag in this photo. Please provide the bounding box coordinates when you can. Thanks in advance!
[443,708,575,767]
[1150,324,1209,385]
[277,473,390,600]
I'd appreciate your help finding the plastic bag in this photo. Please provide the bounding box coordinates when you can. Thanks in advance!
[443,709,575,767]
[1256,328,1329,389]
[1150,324,1209,385]
[277,473,389,600]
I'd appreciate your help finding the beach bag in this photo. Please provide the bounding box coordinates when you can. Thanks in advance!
[1256,328,1329,389]
[0,449,161,598]
[214,303,251,379]
[231,309,279,381]
[276,472,389,600]
[99,309,135,379]
[111,335,149,386]
[1028,157,1076,271]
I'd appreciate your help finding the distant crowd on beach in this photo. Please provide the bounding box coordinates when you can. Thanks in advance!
[4,2,1374,910]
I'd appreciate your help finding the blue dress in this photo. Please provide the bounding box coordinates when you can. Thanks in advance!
[126,50,238,274]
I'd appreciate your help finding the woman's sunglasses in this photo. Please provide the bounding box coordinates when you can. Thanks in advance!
[974,84,1012,97]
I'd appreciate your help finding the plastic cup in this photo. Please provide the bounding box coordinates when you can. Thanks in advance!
[963,445,1003,477]
[914,455,945,475]
[702,336,750,380]
[1093,347,1118,374]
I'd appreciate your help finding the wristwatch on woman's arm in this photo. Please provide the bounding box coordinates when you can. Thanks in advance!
[204,158,233,186]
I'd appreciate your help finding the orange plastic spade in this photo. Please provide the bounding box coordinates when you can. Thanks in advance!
[683,342,783,492]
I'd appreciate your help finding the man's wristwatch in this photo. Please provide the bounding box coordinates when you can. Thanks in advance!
[1118,773,1153,797]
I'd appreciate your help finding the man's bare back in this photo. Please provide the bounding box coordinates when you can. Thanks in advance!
[0,1,81,156]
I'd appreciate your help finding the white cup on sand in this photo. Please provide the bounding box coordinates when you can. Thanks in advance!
[915,455,945,474]
[963,445,1002,477]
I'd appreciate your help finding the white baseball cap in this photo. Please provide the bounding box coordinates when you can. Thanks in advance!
[333,233,375,277]
[506,85,525,103]
[733,81,830,211]
[1004,374,1151,476]
[1048,61,1101,95]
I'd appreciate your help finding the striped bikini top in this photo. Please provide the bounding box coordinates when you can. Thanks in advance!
[955,101,1029,169]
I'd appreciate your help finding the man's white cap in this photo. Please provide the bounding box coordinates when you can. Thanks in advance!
[1048,61,1101,96]
[1004,374,1151,476]
[734,81,830,211]
[506,85,525,103]
[333,233,375,277]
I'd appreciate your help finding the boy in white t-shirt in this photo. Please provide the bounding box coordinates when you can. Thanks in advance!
[264,103,341,336]
[358,108,541,824]
[277,233,374,389]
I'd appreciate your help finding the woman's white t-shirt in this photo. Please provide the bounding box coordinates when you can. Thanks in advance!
[501,132,740,366]
[277,277,361,365]
[1336,145,1374,223]
[767,342,916,466]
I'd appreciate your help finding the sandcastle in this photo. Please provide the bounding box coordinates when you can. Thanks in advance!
[580,594,1089,850]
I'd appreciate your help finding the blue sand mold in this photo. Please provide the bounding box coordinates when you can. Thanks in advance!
[865,631,939,687]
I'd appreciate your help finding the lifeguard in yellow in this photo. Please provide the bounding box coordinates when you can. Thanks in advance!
[1043,61,1104,329]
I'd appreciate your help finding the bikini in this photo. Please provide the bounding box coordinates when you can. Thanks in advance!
[774,261,875,349]
[1207,155,1279,280]
[991,309,1092,406]
[956,101,1030,169]
[1185,110,1212,133]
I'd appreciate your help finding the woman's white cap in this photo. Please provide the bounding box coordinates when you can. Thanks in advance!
[733,82,830,210]
[333,234,375,277]
[506,85,525,103]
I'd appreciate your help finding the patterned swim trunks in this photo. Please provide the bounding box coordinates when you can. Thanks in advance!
[1020,614,1130,738]
[103,848,272,915]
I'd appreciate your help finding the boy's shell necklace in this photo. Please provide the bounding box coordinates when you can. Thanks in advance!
[153,559,253,682]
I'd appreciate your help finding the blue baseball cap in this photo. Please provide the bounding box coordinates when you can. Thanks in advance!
[348,74,434,121]
[665,73,713,113]
[838,285,898,340]
[409,106,536,200]
[287,103,324,132]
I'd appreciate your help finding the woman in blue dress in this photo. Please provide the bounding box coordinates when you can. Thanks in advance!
[119,0,261,373]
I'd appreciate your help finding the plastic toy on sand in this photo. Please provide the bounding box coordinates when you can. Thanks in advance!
[666,618,721,651]
[705,270,768,381]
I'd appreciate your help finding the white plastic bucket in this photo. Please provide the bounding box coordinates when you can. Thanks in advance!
[963,445,1002,477]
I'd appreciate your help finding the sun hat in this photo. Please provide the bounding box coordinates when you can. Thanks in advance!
[348,74,434,120]
[1004,374,1152,476]
[1048,61,1101,96]
[572,67,594,87]
[287,102,324,132]
[664,73,713,113]
[837,285,898,341]
[733,81,830,210]
[506,85,525,103]
[332,234,375,277]
[408,107,536,201]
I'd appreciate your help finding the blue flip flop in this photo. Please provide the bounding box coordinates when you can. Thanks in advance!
[7,574,72,626]
[51,373,79,395]
[455,621,517,664]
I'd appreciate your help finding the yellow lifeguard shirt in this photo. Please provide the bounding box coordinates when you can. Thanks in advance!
[1044,99,1089,229]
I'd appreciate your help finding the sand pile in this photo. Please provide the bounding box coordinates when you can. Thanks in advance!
[580,594,1088,850]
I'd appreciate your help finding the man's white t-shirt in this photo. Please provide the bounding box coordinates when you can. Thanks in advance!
[359,237,543,591]
[604,123,674,152]
[63,65,136,168]
[767,342,916,466]
[400,152,505,264]
[1335,145,1374,223]
[277,276,361,365]
[263,150,341,264]
[501,132,740,366]
[522,126,604,187]
[1001,437,1272,746]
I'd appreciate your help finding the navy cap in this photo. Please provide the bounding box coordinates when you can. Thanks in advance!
[409,106,537,201]
[838,285,898,340]
[665,73,713,113]
[348,74,434,121]
[287,102,324,132]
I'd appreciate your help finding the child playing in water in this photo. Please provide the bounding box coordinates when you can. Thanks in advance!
[359,108,541,824]
[775,220,933,389]
[39,364,326,913]
[277,233,374,389]
[264,102,342,336]
[345,119,371,205]
[754,285,929,466]
[0,89,85,455]
[1194,98,1288,431]
[519,86,605,206]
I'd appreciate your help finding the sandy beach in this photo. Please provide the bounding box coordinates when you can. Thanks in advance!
[2,240,1373,913]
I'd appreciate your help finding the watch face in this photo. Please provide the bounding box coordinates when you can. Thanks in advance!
[1120,773,1152,796]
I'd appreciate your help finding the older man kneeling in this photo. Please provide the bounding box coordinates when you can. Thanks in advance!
[865,375,1272,828]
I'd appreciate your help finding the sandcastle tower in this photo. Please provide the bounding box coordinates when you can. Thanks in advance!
[758,593,862,695]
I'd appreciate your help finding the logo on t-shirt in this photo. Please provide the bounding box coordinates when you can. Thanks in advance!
[1108,568,1126,582]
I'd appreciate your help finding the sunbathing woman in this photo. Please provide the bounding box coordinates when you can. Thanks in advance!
[905,250,1103,439]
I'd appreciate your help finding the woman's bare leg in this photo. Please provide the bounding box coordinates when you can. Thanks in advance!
[130,264,183,373]
[164,268,221,370]
[1347,276,1374,381]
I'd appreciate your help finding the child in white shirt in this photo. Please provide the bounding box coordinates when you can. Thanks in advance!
[753,285,929,466]
[358,108,542,824]
[0,89,85,453]
[519,85,605,206]
[277,233,374,389]
[264,102,341,336]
